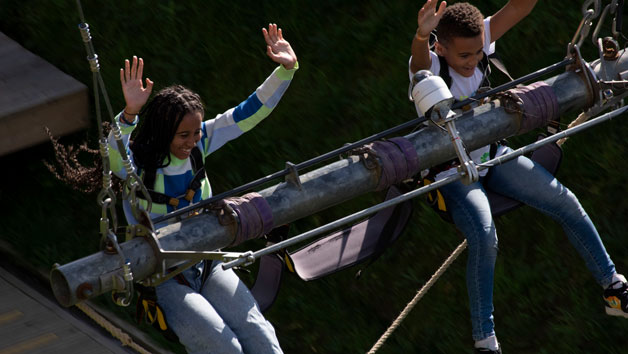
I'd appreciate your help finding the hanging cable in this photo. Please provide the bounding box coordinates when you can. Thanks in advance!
[75,0,153,307]
[76,0,152,221]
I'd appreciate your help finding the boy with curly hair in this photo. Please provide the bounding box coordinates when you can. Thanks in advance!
[409,1,628,353]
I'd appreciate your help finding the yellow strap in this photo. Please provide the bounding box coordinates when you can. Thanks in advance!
[168,198,179,207]
[423,178,447,212]
[284,253,295,273]
[142,300,156,324]
[184,189,195,202]
[142,299,168,331]
[436,190,447,212]
[156,307,168,331]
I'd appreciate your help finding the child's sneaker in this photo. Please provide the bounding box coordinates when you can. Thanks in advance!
[474,335,501,353]
[604,280,628,318]
[475,348,502,354]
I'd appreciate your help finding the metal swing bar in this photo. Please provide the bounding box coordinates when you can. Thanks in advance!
[221,104,628,270]
[152,57,574,225]
[51,0,628,308]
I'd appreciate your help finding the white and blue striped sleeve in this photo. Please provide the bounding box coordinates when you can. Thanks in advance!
[200,63,298,156]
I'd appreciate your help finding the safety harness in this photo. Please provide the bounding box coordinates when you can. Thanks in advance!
[139,146,207,209]
[422,53,563,222]
[135,265,211,342]
[134,145,208,341]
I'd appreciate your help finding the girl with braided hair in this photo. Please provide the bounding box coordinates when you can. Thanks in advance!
[107,23,297,353]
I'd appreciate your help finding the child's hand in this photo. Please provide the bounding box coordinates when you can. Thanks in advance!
[417,0,447,39]
[263,23,297,70]
[120,56,153,115]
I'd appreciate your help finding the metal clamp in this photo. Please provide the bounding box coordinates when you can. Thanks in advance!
[285,161,302,190]
[568,8,595,55]
[100,231,134,307]
[429,102,479,185]
[350,145,379,170]
[136,226,249,287]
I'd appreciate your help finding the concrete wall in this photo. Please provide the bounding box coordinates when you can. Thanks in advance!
[0,32,89,156]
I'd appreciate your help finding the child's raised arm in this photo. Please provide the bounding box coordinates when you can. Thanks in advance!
[410,0,447,73]
[119,56,154,123]
[489,0,537,42]
[263,23,298,70]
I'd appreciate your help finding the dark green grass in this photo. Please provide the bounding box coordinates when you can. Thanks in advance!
[1,1,628,353]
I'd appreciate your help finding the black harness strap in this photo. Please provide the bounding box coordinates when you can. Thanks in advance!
[438,52,491,89]
[139,146,207,208]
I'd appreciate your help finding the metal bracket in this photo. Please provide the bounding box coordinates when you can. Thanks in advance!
[284,161,302,190]
[429,101,479,185]
[350,145,379,170]
[137,226,250,287]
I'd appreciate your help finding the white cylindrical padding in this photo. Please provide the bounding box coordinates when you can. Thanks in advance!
[412,74,453,116]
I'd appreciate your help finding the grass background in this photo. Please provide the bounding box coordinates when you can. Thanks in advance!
[1,0,628,353]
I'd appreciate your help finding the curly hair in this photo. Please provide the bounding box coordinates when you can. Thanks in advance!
[435,2,484,44]
[44,124,122,194]
[130,85,205,171]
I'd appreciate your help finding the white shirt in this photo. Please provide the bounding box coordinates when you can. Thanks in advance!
[409,17,506,180]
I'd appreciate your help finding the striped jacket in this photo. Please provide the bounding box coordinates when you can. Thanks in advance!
[108,64,298,223]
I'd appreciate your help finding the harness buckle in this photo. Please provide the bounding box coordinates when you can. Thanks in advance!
[184,189,196,202]
[168,197,180,208]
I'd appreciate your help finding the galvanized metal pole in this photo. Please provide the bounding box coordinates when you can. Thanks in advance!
[51,53,626,307]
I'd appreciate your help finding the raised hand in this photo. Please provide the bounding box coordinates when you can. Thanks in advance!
[417,0,447,39]
[119,56,154,115]
[263,23,298,70]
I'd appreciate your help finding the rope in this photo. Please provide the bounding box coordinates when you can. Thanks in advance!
[367,239,467,354]
[557,111,590,146]
[75,302,152,354]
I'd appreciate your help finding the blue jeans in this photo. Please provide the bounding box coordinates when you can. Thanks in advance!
[439,150,616,341]
[155,261,283,354]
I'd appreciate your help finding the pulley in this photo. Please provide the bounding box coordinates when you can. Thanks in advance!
[411,70,479,184]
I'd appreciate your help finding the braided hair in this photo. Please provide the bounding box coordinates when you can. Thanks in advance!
[44,123,122,193]
[435,2,484,45]
[130,85,204,171]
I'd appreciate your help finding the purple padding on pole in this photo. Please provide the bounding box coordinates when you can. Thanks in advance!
[389,137,420,177]
[288,185,412,281]
[374,141,406,190]
[226,192,274,245]
[247,193,274,235]
[509,82,559,134]
[371,137,419,191]
[371,141,397,191]
[517,86,542,133]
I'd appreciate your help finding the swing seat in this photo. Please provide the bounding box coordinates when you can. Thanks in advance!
[250,185,412,312]
[286,186,412,281]
[250,139,563,313]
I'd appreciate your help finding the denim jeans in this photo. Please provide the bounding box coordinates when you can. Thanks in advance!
[155,261,283,354]
[439,149,616,341]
